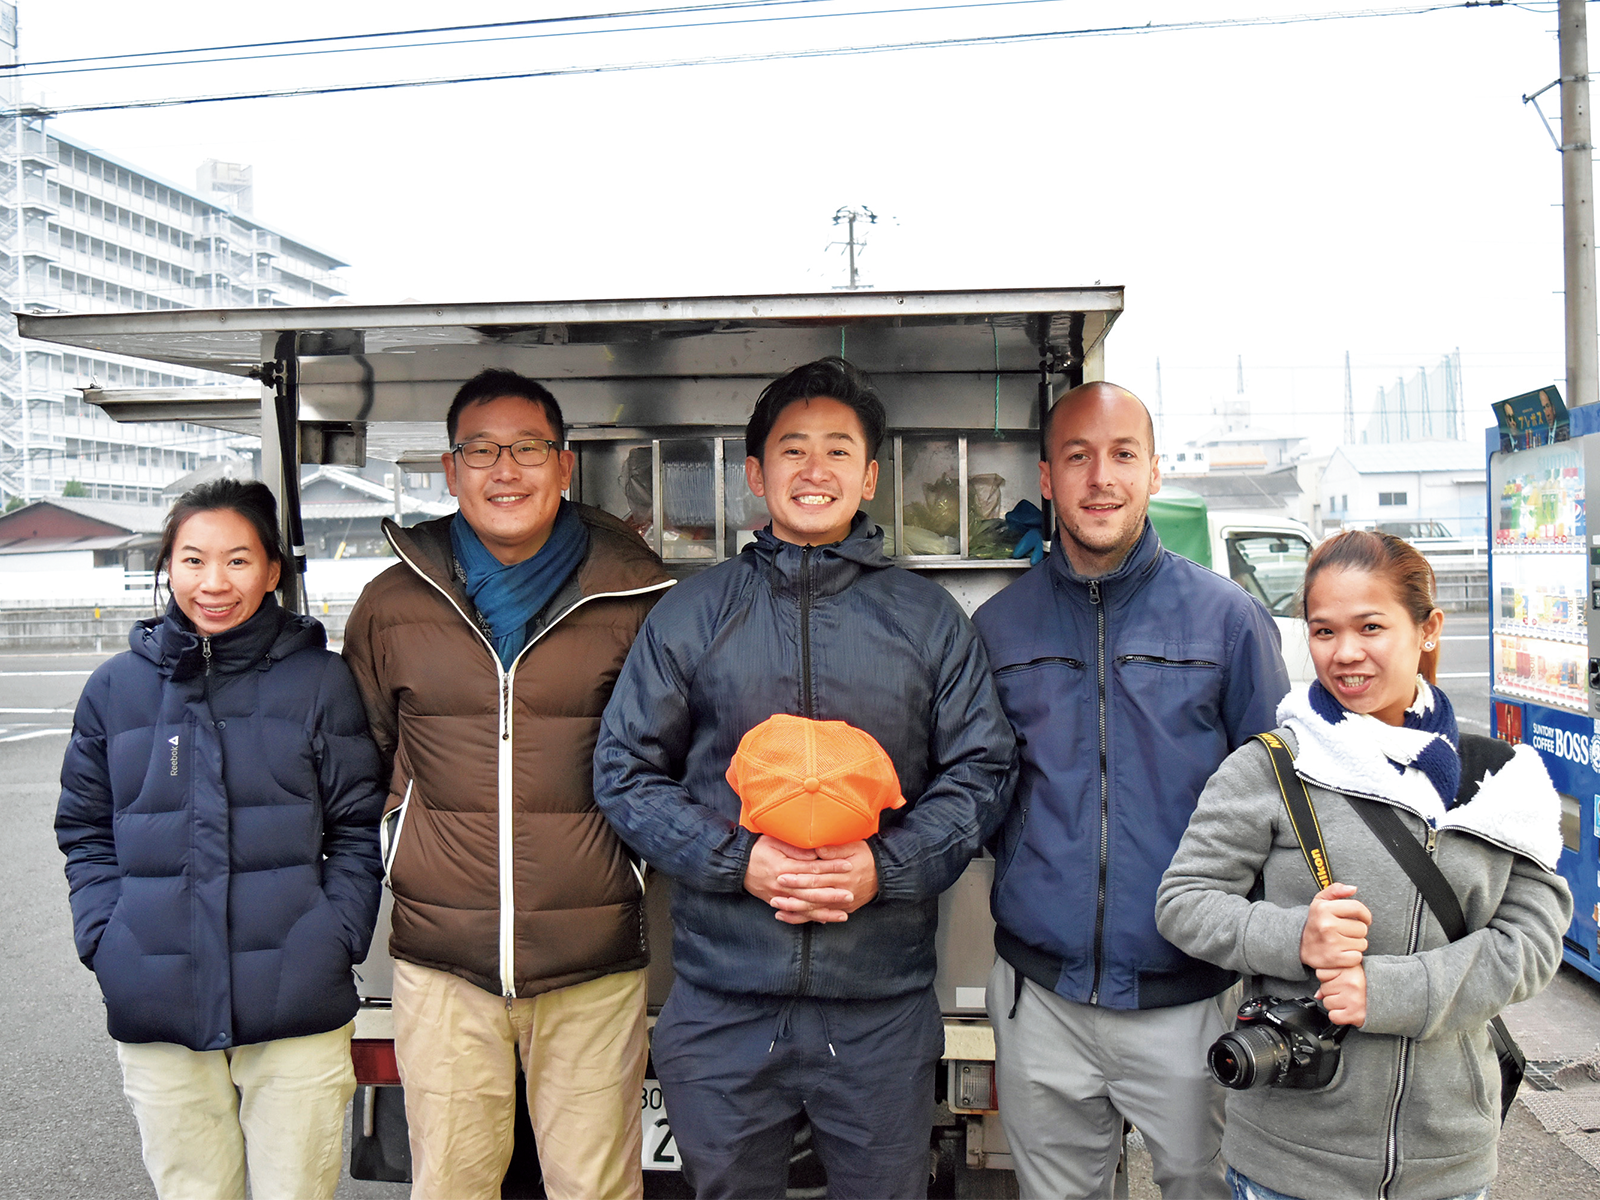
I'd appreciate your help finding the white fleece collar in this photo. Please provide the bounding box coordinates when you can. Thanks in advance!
[1278,683,1451,826]
[1277,684,1564,872]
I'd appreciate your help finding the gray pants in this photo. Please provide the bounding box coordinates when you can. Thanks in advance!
[987,957,1233,1200]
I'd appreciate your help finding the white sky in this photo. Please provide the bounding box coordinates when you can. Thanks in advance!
[12,0,1583,455]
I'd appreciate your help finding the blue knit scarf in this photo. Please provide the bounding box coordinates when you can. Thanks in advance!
[1307,678,1462,810]
[450,502,588,667]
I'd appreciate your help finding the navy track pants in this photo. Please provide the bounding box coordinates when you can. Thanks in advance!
[650,979,943,1199]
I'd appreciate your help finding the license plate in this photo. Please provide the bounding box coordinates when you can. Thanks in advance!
[641,1079,681,1172]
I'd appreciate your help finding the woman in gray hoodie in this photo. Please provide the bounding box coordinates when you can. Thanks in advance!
[1156,530,1571,1200]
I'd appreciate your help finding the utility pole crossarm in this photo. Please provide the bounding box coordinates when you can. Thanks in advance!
[830,205,877,290]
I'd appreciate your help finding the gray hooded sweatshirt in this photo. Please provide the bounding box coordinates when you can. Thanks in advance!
[1156,684,1571,1200]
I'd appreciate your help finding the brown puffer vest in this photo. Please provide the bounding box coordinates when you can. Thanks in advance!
[343,505,672,998]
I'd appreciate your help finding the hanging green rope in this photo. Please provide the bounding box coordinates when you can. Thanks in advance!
[992,323,1001,434]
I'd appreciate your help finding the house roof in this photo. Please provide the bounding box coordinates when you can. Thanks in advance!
[0,497,166,538]
[0,498,165,555]
[1331,441,1485,474]
[1167,470,1301,511]
[1192,425,1304,447]
[0,533,148,555]
[299,466,456,518]
[160,460,257,498]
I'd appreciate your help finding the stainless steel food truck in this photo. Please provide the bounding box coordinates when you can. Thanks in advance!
[17,286,1308,1197]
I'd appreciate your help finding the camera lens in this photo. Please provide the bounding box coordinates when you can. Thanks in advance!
[1208,1024,1294,1090]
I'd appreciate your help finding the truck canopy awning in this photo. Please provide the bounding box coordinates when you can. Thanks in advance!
[18,287,1121,468]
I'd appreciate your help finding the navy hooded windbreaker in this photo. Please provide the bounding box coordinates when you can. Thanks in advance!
[56,596,385,1050]
[593,516,1017,1000]
[973,521,1289,1010]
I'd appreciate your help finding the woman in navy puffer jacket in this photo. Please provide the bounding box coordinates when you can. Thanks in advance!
[56,479,385,1200]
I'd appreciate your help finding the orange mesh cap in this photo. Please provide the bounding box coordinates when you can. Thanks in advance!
[725,714,906,849]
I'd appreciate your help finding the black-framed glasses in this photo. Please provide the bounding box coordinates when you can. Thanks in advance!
[451,438,559,469]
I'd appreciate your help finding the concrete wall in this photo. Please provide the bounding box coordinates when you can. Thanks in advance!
[0,602,358,650]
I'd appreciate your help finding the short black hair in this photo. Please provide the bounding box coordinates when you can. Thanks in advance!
[446,369,565,445]
[744,357,886,463]
[156,477,287,592]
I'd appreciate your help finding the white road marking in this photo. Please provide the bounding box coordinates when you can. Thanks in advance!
[0,670,93,677]
[0,708,72,714]
[0,728,70,742]
[1441,635,1489,641]
[1437,672,1490,679]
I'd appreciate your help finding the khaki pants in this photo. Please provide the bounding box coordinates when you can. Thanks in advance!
[392,960,647,1200]
[116,1023,356,1200]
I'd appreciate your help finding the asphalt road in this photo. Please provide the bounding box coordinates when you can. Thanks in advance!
[1,623,1594,1200]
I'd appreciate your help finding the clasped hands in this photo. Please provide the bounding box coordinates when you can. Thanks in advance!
[1300,882,1371,1027]
[744,834,879,924]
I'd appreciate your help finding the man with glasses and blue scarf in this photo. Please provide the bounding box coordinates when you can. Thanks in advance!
[344,369,673,1200]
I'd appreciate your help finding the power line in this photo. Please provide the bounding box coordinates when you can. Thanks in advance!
[3,4,1510,118]
[0,0,838,72]
[0,0,1115,81]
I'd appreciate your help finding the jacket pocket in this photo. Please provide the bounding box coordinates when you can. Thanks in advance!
[1115,654,1221,669]
[993,655,1086,677]
[380,781,412,886]
[1463,1029,1497,1120]
[1114,654,1224,732]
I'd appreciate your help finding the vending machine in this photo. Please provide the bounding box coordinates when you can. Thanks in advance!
[1488,389,1600,982]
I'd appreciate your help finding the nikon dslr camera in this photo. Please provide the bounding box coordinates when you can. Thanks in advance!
[1207,995,1348,1090]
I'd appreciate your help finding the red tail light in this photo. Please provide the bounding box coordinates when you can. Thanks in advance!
[351,1039,402,1087]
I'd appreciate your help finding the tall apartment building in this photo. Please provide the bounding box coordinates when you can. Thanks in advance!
[0,4,349,506]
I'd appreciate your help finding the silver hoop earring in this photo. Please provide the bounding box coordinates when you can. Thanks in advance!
[1423,642,1434,650]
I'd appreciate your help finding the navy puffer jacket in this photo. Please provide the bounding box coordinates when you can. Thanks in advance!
[56,596,385,1050]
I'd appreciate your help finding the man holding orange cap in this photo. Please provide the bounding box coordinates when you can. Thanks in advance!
[595,357,1017,1199]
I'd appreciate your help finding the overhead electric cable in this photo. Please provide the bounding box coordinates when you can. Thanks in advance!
[0,0,1108,80]
[0,0,839,72]
[5,3,1511,118]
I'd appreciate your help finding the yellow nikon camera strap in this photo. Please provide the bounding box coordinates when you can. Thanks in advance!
[1252,731,1334,891]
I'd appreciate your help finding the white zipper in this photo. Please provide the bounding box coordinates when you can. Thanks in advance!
[387,529,673,1003]
[380,780,413,884]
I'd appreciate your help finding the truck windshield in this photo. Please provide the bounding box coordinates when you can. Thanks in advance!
[1225,533,1311,618]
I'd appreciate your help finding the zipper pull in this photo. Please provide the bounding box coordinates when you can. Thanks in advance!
[502,675,511,741]
[1426,827,1438,854]
[1088,580,1101,605]
[504,991,514,1011]
[201,636,212,674]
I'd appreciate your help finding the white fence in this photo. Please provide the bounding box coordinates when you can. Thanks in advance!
[0,557,397,608]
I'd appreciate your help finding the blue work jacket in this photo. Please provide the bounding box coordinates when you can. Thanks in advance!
[973,521,1288,1010]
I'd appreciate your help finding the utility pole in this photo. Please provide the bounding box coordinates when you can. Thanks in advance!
[1562,0,1599,408]
[1343,351,1355,444]
[831,205,876,290]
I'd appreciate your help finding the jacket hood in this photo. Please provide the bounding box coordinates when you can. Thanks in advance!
[1045,517,1163,599]
[130,593,325,680]
[748,511,893,597]
[383,504,671,610]
[1441,743,1564,872]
